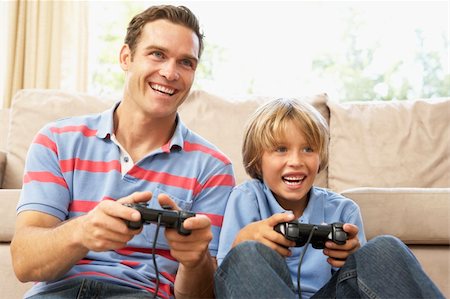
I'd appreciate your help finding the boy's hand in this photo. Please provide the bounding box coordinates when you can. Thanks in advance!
[232,213,296,257]
[323,223,360,268]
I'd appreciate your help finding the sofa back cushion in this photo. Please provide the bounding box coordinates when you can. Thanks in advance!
[327,98,450,192]
[2,89,330,189]
[179,90,330,186]
[0,109,9,152]
[3,89,114,188]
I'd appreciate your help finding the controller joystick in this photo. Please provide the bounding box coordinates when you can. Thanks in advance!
[124,203,195,236]
[274,221,347,249]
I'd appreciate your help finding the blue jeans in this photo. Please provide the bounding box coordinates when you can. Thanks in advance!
[215,235,445,298]
[27,278,153,298]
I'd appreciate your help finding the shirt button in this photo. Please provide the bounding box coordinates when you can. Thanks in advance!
[124,156,129,163]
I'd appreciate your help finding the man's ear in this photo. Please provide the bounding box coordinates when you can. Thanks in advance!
[120,44,131,71]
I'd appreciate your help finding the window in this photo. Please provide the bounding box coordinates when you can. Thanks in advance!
[0,2,9,107]
[4,2,445,107]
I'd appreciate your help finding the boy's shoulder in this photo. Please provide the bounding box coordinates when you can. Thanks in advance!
[311,186,359,208]
[233,179,264,192]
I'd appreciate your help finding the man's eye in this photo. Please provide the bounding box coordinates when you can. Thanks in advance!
[180,59,194,68]
[151,51,164,59]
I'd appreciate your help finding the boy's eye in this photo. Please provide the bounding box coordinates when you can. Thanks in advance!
[275,146,288,153]
[303,147,314,153]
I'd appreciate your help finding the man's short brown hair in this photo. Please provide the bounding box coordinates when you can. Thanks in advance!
[125,5,204,59]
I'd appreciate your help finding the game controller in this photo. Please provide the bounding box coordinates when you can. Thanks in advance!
[124,203,195,236]
[274,221,347,249]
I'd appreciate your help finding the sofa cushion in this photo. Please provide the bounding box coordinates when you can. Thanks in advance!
[341,187,450,244]
[3,89,330,189]
[179,90,330,186]
[0,108,9,151]
[3,89,115,189]
[328,98,450,192]
[0,189,21,242]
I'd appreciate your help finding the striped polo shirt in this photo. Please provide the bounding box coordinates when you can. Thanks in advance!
[18,102,236,298]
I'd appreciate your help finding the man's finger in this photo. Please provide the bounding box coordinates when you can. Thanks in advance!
[157,193,180,211]
[117,191,152,204]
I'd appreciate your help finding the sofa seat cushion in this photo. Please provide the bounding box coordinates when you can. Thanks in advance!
[341,187,450,244]
[327,98,450,192]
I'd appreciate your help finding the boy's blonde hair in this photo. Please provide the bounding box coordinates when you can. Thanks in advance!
[242,98,329,180]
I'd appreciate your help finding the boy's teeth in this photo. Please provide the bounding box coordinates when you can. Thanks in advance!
[283,176,305,185]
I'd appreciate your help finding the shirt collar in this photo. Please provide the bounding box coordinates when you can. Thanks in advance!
[96,101,119,139]
[96,101,187,153]
[262,182,325,223]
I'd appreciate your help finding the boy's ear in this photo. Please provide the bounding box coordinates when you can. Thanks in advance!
[120,44,132,71]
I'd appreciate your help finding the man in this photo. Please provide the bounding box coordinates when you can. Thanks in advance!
[11,5,235,298]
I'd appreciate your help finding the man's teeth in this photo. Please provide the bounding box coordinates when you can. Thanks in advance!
[151,83,175,95]
[283,176,305,185]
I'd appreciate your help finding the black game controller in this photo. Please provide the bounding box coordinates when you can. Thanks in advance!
[274,221,347,249]
[124,203,195,236]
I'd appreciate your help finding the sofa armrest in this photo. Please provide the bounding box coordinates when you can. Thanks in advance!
[341,187,450,245]
[0,189,21,242]
[0,150,6,188]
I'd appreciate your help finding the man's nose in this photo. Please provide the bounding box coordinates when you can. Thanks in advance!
[159,60,180,81]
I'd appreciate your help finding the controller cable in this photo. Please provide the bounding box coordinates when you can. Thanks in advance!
[297,225,318,299]
[151,214,162,299]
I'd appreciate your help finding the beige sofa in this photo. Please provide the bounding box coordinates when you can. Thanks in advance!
[0,89,449,298]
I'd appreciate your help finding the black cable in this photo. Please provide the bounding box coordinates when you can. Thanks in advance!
[152,214,162,299]
[297,225,318,299]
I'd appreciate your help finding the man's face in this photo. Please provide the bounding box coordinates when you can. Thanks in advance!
[120,19,200,119]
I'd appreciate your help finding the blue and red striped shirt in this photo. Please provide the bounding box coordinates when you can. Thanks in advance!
[18,102,236,298]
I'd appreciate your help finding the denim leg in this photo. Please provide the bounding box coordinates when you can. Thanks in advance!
[215,241,296,298]
[315,235,445,299]
[27,278,153,299]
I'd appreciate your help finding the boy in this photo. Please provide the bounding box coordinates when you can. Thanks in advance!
[215,98,443,298]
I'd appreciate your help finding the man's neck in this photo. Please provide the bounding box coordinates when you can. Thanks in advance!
[113,103,177,162]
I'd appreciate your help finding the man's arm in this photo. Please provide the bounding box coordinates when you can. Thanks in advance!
[158,194,217,298]
[11,211,90,282]
[168,215,217,298]
[175,253,217,298]
[11,192,150,282]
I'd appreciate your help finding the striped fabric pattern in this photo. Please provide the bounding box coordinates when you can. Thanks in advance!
[18,102,235,298]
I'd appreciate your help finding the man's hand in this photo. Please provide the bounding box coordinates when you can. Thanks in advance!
[232,213,296,257]
[74,191,152,252]
[157,194,212,269]
[323,223,360,268]
[158,193,217,298]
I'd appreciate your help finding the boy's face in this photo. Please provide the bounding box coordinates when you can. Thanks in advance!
[260,120,320,215]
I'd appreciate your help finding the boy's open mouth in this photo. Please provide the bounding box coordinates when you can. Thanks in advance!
[282,175,305,185]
